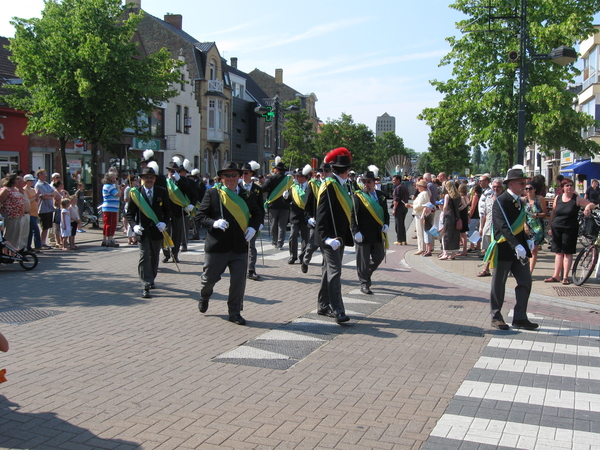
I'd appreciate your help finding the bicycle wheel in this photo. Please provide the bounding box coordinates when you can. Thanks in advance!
[572,245,598,286]
[19,251,39,271]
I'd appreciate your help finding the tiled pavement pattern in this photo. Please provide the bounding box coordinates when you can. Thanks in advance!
[423,315,600,450]
[0,215,599,449]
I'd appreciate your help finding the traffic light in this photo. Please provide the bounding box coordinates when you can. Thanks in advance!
[263,106,275,122]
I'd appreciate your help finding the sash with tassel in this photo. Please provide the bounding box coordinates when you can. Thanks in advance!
[291,183,307,210]
[166,178,195,216]
[264,175,294,209]
[355,191,389,249]
[317,177,353,225]
[483,205,526,269]
[129,187,174,249]
[216,184,250,231]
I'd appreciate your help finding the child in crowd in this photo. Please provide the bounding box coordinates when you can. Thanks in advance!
[69,196,81,250]
[60,197,72,251]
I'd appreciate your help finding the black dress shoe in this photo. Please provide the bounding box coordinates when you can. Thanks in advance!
[247,271,260,281]
[172,255,180,263]
[512,319,539,330]
[360,286,373,295]
[317,307,333,316]
[335,313,350,323]
[180,247,188,252]
[198,297,209,313]
[142,289,151,299]
[228,314,246,325]
[149,284,156,289]
[301,262,308,273]
[288,257,296,264]
[491,320,509,330]
[162,256,169,263]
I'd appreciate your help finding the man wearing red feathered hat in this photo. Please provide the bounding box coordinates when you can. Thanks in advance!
[316,147,354,323]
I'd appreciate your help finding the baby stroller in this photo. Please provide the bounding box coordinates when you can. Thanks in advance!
[0,218,38,271]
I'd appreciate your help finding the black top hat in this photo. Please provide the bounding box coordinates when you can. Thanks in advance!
[362,171,377,180]
[274,161,287,171]
[324,147,352,169]
[140,167,156,177]
[503,168,526,184]
[166,161,181,171]
[217,161,242,177]
[319,162,332,171]
[241,162,256,174]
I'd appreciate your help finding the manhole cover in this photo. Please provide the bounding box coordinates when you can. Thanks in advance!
[554,286,600,297]
[0,307,64,325]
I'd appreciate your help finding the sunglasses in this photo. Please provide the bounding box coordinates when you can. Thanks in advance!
[221,173,239,178]
[524,187,534,190]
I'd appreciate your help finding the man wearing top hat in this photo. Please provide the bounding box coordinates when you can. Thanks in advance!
[125,167,171,299]
[285,165,312,266]
[302,163,330,273]
[352,168,390,295]
[316,148,355,323]
[240,161,264,281]
[163,158,197,263]
[484,166,538,331]
[261,157,293,250]
[197,162,262,325]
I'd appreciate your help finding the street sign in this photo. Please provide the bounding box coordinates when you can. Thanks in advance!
[465,168,470,175]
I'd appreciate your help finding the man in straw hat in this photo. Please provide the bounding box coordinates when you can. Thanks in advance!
[483,166,538,331]
[197,162,262,325]
[352,167,390,295]
[125,167,171,299]
[316,148,355,323]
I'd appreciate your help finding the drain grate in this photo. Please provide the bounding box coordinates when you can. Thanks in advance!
[553,286,600,297]
[0,307,64,325]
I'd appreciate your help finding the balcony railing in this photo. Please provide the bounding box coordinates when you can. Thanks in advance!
[207,80,223,93]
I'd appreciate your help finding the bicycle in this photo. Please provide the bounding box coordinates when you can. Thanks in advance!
[571,210,600,286]
[80,197,124,231]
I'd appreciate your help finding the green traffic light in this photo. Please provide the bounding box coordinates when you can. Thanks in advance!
[263,106,275,122]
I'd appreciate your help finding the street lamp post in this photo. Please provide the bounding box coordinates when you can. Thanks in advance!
[254,96,300,157]
[515,0,577,166]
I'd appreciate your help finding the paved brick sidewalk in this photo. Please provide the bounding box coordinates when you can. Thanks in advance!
[0,220,597,449]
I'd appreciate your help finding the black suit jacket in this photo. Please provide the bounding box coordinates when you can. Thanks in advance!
[240,181,265,224]
[492,190,532,261]
[261,172,289,210]
[125,185,171,241]
[198,187,262,253]
[304,180,319,222]
[167,175,197,217]
[316,179,354,246]
[351,191,390,244]
[286,183,309,224]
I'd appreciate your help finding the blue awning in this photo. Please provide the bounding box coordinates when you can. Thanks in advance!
[560,159,600,180]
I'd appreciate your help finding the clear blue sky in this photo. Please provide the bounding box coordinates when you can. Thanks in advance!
[2,1,597,154]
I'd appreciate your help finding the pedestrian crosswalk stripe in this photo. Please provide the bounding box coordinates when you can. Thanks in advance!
[255,330,325,342]
[455,380,600,411]
[217,346,290,360]
[473,356,600,380]
[431,414,600,449]
[342,297,380,305]
[514,326,600,338]
[487,337,600,357]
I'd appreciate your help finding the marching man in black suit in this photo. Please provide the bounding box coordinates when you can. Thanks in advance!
[484,167,538,331]
[351,168,390,295]
[197,162,262,325]
[126,167,171,299]
[302,163,331,273]
[240,161,264,281]
[284,164,312,266]
[316,148,355,323]
[262,157,293,250]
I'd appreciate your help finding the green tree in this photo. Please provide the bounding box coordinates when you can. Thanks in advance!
[6,0,181,207]
[420,0,600,166]
[373,132,408,177]
[314,113,375,173]
[417,152,433,175]
[281,99,316,168]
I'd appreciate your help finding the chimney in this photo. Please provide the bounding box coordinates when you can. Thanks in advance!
[275,68,283,84]
[164,13,182,30]
[230,57,238,69]
[131,0,141,7]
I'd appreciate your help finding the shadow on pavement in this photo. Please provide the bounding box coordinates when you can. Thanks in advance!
[0,395,139,449]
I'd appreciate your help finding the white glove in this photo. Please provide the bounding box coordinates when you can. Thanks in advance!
[259,223,263,231]
[244,227,256,242]
[515,244,527,260]
[354,231,364,243]
[325,238,341,250]
[213,219,229,230]
[527,240,535,252]
[156,222,166,232]
[308,217,316,227]
[382,224,389,233]
[172,172,180,181]
[283,190,290,199]
[133,225,144,235]
[186,204,194,212]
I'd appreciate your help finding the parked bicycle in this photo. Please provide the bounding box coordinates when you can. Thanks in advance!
[80,197,123,231]
[571,210,600,286]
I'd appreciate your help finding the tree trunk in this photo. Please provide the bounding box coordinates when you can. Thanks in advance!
[91,141,100,228]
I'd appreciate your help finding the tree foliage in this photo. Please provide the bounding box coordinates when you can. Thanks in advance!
[373,132,408,176]
[419,0,600,169]
[281,99,316,169]
[6,0,181,206]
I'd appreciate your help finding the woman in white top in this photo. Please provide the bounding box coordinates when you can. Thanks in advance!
[406,180,431,255]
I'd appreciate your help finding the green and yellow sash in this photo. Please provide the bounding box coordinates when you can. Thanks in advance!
[309,178,321,191]
[264,175,294,209]
[216,184,250,231]
[317,177,353,225]
[291,183,307,210]
[129,187,174,248]
[356,191,389,249]
[483,206,526,269]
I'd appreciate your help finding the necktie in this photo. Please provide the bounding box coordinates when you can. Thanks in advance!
[372,192,378,201]
[147,189,153,204]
